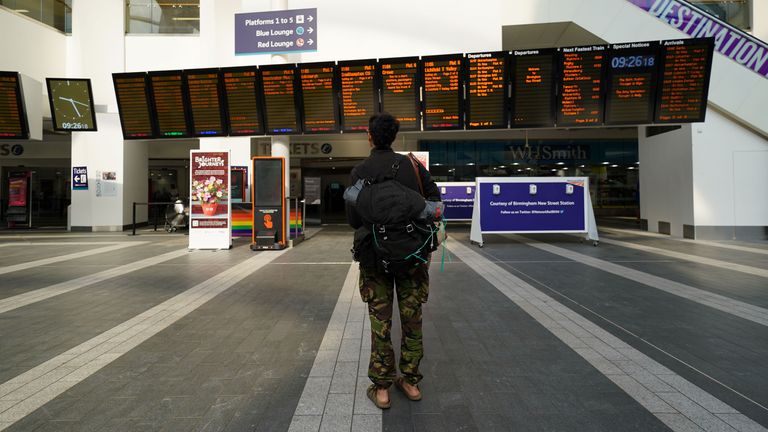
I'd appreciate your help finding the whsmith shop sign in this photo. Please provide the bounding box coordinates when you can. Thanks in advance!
[504,144,590,162]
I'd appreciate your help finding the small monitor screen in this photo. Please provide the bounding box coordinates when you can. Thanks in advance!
[339,60,377,132]
[557,45,607,127]
[253,158,283,206]
[654,38,714,123]
[184,69,227,136]
[113,73,155,139]
[299,63,340,133]
[260,66,300,134]
[149,71,192,138]
[47,78,98,132]
[511,49,556,128]
[379,57,421,132]
[221,67,264,136]
[466,51,507,129]
[422,54,464,130]
[0,72,29,139]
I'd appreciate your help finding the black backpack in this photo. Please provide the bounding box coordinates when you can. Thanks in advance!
[354,157,440,274]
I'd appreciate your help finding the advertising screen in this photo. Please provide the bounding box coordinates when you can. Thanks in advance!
[221,67,264,136]
[379,57,421,132]
[557,45,607,126]
[113,73,155,139]
[605,41,660,125]
[0,72,29,139]
[466,51,508,129]
[299,62,340,133]
[511,49,556,128]
[422,54,464,130]
[148,71,192,138]
[654,38,714,123]
[47,78,98,132]
[339,60,377,132]
[260,65,300,134]
[184,69,227,137]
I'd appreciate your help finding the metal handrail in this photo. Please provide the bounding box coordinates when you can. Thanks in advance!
[131,201,180,235]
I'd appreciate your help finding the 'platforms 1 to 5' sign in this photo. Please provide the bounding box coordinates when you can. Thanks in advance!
[235,8,317,55]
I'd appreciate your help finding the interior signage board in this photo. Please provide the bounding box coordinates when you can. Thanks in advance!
[189,151,232,250]
[437,182,475,221]
[72,166,88,190]
[235,8,317,55]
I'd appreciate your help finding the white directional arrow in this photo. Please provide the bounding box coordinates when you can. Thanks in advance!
[307,15,314,22]
[74,175,80,182]
[307,27,314,34]
[308,39,314,45]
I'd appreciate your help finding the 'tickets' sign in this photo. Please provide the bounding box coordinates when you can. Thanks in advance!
[189,151,231,250]
[72,167,88,190]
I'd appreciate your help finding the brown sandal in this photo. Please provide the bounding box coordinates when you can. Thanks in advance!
[395,377,422,401]
[366,385,391,409]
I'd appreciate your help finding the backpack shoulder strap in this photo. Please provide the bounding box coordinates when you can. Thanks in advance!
[406,152,425,197]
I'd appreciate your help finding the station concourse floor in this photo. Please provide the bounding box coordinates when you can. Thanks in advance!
[0,225,766,432]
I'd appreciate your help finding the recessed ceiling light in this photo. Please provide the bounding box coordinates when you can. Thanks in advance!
[498,165,506,169]
[579,165,585,168]
[556,162,565,165]
[512,162,519,166]
[602,162,610,165]
[611,164,618,168]
[466,162,475,166]
[551,169,557,172]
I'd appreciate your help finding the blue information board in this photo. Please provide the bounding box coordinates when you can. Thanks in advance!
[437,182,475,221]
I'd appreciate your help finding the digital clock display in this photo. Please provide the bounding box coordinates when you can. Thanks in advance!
[611,55,656,69]
[605,42,660,125]
[46,78,98,132]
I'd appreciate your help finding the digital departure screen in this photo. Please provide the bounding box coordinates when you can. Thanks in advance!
[466,51,507,129]
[655,38,714,123]
[113,73,155,139]
[604,42,659,125]
[557,45,607,126]
[511,49,556,128]
[299,62,340,133]
[221,67,264,136]
[260,65,300,134]
[184,69,227,137]
[339,60,377,132]
[0,72,29,139]
[422,54,464,130]
[148,71,191,138]
[379,57,421,132]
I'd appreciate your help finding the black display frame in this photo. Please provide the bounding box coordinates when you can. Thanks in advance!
[338,58,379,133]
[604,41,661,126]
[46,78,98,133]
[464,51,509,130]
[297,61,341,134]
[183,68,229,138]
[147,70,194,139]
[258,63,303,135]
[421,53,466,131]
[113,72,157,140]
[0,71,30,140]
[653,37,715,124]
[219,66,266,137]
[377,56,422,132]
[510,48,557,128]
[556,44,609,128]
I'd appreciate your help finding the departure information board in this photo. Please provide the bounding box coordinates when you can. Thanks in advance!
[260,66,300,134]
[655,38,714,123]
[557,45,607,126]
[221,67,264,136]
[511,49,556,128]
[379,57,421,132]
[299,63,339,133]
[149,71,191,138]
[339,60,377,132]
[605,42,659,125]
[466,52,507,129]
[185,69,227,137]
[422,54,463,130]
[113,73,155,139]
[0,72,29,139]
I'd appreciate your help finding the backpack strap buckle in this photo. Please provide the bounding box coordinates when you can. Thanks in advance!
[377,225,386,234]
[406,224,414,233]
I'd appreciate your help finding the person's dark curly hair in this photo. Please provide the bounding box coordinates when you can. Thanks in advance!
[368,112,400,148]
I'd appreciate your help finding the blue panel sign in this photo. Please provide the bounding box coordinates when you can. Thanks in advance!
[72,166,88,190]
[437,182,475,221]
[235,8,317,55]
[479,180,586,232]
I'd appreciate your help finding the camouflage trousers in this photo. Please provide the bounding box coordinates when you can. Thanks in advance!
[359,264,429,388]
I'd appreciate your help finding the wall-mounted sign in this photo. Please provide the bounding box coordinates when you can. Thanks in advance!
[235,8,318,55]
[73,166,88,190]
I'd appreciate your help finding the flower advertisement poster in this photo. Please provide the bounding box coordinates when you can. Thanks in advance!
[189,150,231,250]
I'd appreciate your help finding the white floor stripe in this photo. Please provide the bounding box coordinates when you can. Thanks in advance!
[447,240,767,432]
[289,264,382,432]
[0,242,147,276]
[0,249,287,430]
[0,242,122,248]
[600,227,768,256]
[507,235,768,327]
[596,237,768,279]
[0,248,190,314]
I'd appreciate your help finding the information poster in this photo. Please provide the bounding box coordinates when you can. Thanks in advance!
[189,151,231,249]
[437,182,475,221]
[72,167,88,190]
[8,174,28,207]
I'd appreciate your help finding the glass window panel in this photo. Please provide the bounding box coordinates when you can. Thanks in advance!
[126,0,200,34]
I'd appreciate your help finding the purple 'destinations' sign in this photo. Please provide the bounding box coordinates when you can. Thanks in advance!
[235,8,317,55]
[626,0,768,79]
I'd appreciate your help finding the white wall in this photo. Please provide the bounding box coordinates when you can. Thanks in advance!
[123,139,149,226]
[754,0,768,41]
[0,9,67,85]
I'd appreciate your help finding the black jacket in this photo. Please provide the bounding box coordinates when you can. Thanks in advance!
[346,147,440,230]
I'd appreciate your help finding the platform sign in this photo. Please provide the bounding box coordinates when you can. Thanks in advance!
[189,151,231,250]
[437,182,475,221]
[72,166,88,190]
[235,8,317,55]
[470,177,598,246]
